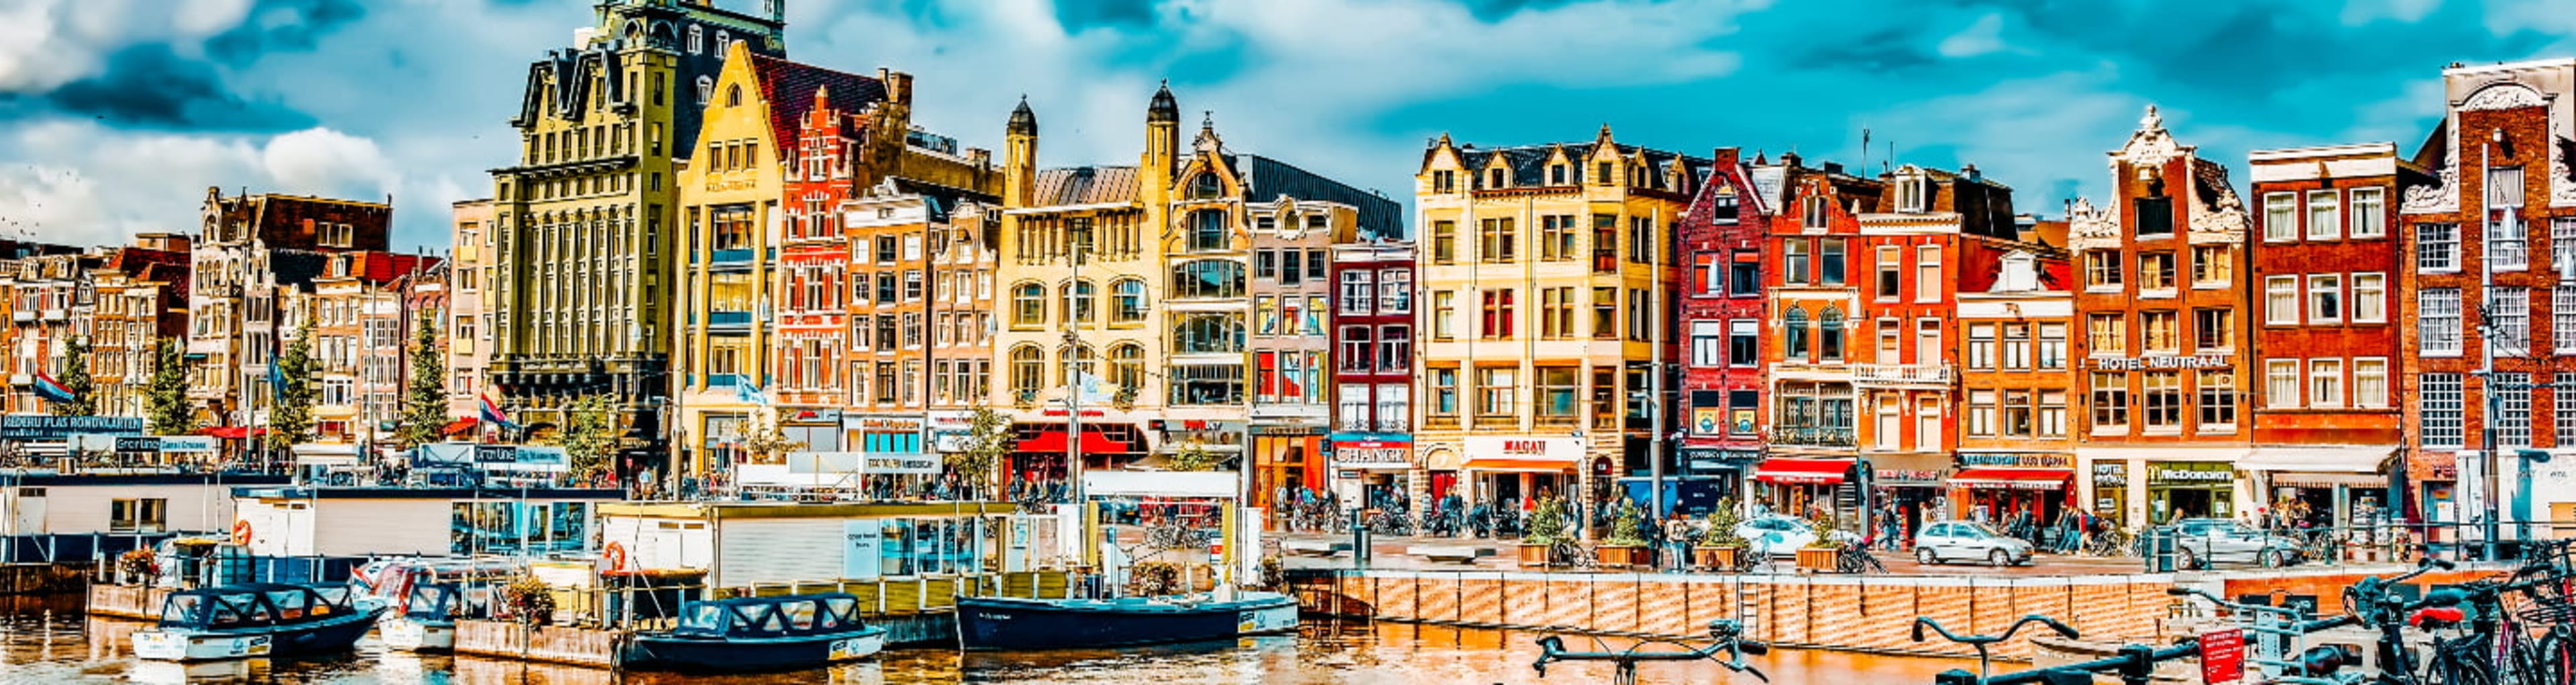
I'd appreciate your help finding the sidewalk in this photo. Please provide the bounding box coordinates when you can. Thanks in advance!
[1269,530,2160,577]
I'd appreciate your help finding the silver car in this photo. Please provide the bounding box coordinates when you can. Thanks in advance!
[1913,520,2035,566]
[2169,518,2305,569]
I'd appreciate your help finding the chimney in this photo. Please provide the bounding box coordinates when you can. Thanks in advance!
[1963,163,1982,181]
[1711,146,1739,167]
[1821,161,1844,175]
[1780,151,1802,168]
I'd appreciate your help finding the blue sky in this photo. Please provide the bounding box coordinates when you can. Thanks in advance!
[1,0,2571,250]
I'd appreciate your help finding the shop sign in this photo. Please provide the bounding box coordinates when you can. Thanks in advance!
[2092,355,2230,371]
[930,431,971,454]
[1692,407,1725,435]
[1960,454,2075,469]
[0,415,142,440]
[1039,409,1108,418]
[1876,469,1949,485]
[1732,409,1758,435]
[1681,448,1755,474]
[1464,435,1585,462]
[785,409,842,425]
[847,416,924,432]
[2094,462,2129,488]
[1332,447,1411,468]
[926,411,975,431]
[115,435,217,453]
[1159,420,1244,447]
[2152,462,2235,485]
[863,454,941,475]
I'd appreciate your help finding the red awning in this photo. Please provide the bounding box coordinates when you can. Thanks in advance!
[1949,468,2074,490]
[1458,457,1578,472]
[1019,431,1134,455]
[1752,458,1855,485]
[442,417,480,435]
[199,426,267,439]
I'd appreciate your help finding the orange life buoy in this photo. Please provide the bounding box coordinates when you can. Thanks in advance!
[603,541,629,572]
[230,520,252,545]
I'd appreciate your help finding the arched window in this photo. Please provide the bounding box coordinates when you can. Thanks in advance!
[1186,209,1228,252]
[688,25,703,54]
[695,76,713,105]
[1188,172,1223,199]
[1169,260,1244,299]
[1783,307,1810,360]
[725,84,742,107]
[1059,344,1097,388]
[1010,282,1045,325]
[1173,314,1245,354]
[715,30,731,50]
[1819,307,1846,361]
[1059,280,1096,323]
[1008,346,1044,402]
[1110,344,1145,394]
[1111,278,1148,322]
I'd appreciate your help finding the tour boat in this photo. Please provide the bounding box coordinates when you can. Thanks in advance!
[955,590,1299,651]
[131,583,388,661]
[621,593,889,672]
[380,581,492,651]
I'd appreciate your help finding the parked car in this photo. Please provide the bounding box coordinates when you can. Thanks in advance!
[1735,515,1860,559]
[2167,518,2306,569]
[1913,520,2034,566]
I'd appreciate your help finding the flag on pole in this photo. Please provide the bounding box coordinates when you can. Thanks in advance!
[30,370,73,403]
[478,391,514,429]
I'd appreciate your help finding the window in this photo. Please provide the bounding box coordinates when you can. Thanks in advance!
[1729,254,1760,296]
[688,23,703,54]
[1254,250,1276,279]
[1540,215,1576,260]
[1691,321,1725,366]
[1432,291,1456,339]
[109,498,167,533]
[1549,164,1567,185]
[1538,287,1573,339]
[2417,223,2459,271]
[1432,221,1457,263]
[1173,314,1244,354]
[2002,390,2034,437]
[1876,321,1901,363]
[1729,321,1758,366]
[1060,280,1096,323]
[2559,374,2576,448]
[1379,270,1411,313]
[2038,323,2068,369]
[1169,260,1244,299]
[1479,217,1516,262]
[1819,239,1845,284]
[1819,308,1846,360]
[1480,289,1515,338]
[2305,358,2343,408]
[2264,276,2299,325]
[1695,254,1719,295]
[1803,195,1829,229]
[1966,324,1996,370]
[1338,327,1373,372]
[2343,273,2385,324]
[2194,309,2235,352]
[2557,218,2576,274]
[1011,283,1044,325]
[2139,252,2176,291]
[1536,366,1578,418]
[2497,213,2532,272]
[1187,209,1227,252]
[2263,192,2298,241]
[2198,370,2236,429]
[1008,346,1044,401]
[2421,288,2463,356]
[1967,390,1998,437]
[1475,366,1516,417]
[2038,390,2068,437]
[2350,187,2385,238]
[2141,311,2178,352]
[1875,246,1901,300]
[1430,367,1458,416]
[2496,373,2532,447]
[2306,274,2342,324]
[2192,245,2232,286]
[2493,287,2531,353]
[2091,372,2129,430]
[1784,307,1811,360]
[2493,166,2527,208]
[2421,373,2464,447]
[1340,271,1375,314]
[2087,313,2125,356]
[2142,371,2183,429]
[2353,358,2387,408]
[1112,278,1147,322]
[2305,191,2341,240]
[1916,245,1941,301]
[1591,286,1617,339]
[2085,250,2123,288]
[1784,240,1811,284]
[1378,326,1409,373]
[1917,319,1943,366]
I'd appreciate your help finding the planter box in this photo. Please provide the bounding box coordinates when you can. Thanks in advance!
[1794,547,1841,573]
[1694,546,1744,572]
[1595,545,1649,569]
[1518,543,1553,568]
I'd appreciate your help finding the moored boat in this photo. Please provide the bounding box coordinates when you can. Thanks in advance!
[621,592,889,672]
[380,581,493,651]
[956,591,1298,651]
[130,583,388,661]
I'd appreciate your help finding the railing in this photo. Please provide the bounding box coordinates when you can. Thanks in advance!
[1772,425,1856,447]
[708,248,755,266]
[707,311,753,327]
[1854,363,1957,385]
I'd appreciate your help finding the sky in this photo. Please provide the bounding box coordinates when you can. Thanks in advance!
[1,0,2573,251]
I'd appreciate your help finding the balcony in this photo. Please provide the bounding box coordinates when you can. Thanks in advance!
[707,249,755,270]
[1772,425,1856,447]
[1852,363,1956,388]
[707,311,753,331]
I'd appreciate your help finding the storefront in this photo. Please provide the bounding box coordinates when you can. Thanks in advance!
[1750,457,1856,519]
[1250,425,1325,513]
[2408,450,2461,526]
[2147,461,2236,525]
[1866,454,1951,544]
[1328,433,1413,514]
[1461,435,1582,510]
[1008,411,1146,490]
[2243,445,2396,529]
[2090,462,2130,529]
[1664,447,1757,517]
[1948,454,2076,536]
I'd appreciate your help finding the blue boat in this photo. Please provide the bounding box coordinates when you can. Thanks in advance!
[956,591,1299,651]
[621,593,888,672]
[131,583,387,661]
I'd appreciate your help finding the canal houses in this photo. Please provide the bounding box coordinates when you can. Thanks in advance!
[1326,239,1419,509]
[1674,147,1775,512]
[1754,154,1880,522]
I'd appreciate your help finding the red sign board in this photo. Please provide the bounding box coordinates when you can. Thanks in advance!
[2199,628,2244,684]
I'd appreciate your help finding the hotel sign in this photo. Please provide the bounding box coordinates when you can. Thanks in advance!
[2092,355,2230,371]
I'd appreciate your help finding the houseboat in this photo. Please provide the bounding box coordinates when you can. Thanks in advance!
[621,593,888,672]
[229,485,619,559]
[955,591,1298,650]
[130,583,387,661]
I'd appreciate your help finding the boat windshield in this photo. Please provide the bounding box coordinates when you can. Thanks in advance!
[160,594,205,625]
[679,604,729,633]
[673,596,864,637]
[404,585,451,620]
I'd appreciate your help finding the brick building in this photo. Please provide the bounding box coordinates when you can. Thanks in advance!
[1675,148,1771,512]
[1326,238,1415,509]
[188,188,392,443]
[1754,153,1880,521]
[1953,225,2080,525]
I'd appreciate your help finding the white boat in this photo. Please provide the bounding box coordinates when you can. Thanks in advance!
[131,584,387,661]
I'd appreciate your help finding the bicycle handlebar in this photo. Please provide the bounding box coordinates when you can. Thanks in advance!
[1909,615,2081,645]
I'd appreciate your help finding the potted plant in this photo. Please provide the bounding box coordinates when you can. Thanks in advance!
[500,575,557,626]
[1695,498,1749,572]
[1519,498,1570,567]
[1596,500,1652,568]
[1794,509,1845,573]
[117,548,158,586]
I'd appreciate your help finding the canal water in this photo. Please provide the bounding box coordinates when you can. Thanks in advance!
[1,594,1967,684]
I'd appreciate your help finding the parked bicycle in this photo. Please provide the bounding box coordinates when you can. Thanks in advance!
[1532,619,1769,684]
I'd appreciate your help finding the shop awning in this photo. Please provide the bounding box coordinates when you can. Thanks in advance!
[1018,431,1135,455]
[1752,458,1855,485]
[199,426,267,439]
[441,417,480,435]
[2271,472,2390,488]
[2238,445,2396,473]
[1459,458,1578,473]
[1949,468,2074,490]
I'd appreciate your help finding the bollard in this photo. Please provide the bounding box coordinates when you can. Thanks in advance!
[1351,519,1371,568]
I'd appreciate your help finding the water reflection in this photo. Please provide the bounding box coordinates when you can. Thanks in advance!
[3,603,1965,684]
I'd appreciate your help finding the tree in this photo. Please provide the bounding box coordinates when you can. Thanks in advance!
[946,406,1013,499]
[735,410,804,466]
[394,310,448,450]
[52,335,95,417]
[148,339,196,435]
[551,394,619,482]
[1169,437,1222,472]
[266,323,317,454]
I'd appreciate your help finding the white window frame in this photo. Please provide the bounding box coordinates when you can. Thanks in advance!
[2418,223,2459,272]
[2308,358,2343,409]
[2353,358,2389,409]
[2420,288,2463,357]
[2264,276,2299,325]
[2266,360,2300,409]
[2305,190,2341,240]
[2350,272,2387,324]
[2263,192,2298,242]
[2349,187,2386,238]
[2492,286,2531,353]
[2306,274,2343,325]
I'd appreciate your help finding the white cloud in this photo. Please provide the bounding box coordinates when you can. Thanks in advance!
[0,0,257,92]
[1937,13,2008,58]
[1862,68,2144,205]
[0,121,402,247]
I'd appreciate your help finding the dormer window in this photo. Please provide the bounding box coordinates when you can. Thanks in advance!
[1550,164,1567,185]
[725,85,742,107]
[1803,196,1829,229]
[1597,162,1613,185]
[1488,168,1505,189]
[1897,176,1930,213]
[1188,172,1222,199]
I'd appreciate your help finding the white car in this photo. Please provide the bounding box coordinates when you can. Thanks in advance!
[1913,520,2035,566]
[1734,515,1859,559]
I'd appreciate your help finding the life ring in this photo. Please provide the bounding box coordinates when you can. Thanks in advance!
[602,541,629,572]
[231,520,252,545]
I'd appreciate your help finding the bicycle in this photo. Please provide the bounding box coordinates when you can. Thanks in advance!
[1534,619,1769,684]
[2084,529,2133,558]
[1549,539,1600,570]
[1836,540,1888,574]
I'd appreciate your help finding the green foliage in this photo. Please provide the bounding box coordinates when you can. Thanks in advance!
[1803,507,1843,549]
[501,575,555,625]
[735,411,805,465]
[147,340,196,436]
[53,335,95,417]
[394,310,448,450]
[1169,438,1222,472]
[1699,498,1747,547]
[265,323,316,452]
[553,394,619,481]
[1603,500,1650,547]
[945,406,1012,499]
[1523,497,1571,547]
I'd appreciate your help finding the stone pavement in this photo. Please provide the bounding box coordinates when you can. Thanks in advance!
[1267,530,2159,577]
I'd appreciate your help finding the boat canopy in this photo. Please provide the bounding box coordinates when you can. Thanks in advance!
[158,583,357,630]
[674,593,868,639]
[402,582,497,621]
